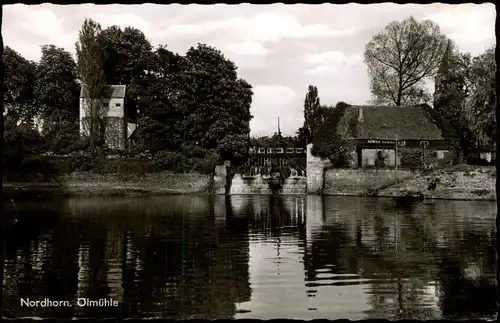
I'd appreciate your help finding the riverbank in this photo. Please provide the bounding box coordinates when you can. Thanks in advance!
[376,165,496,201]
[321,165,496,201]
[3,172,212,200]
[3,165,496,201]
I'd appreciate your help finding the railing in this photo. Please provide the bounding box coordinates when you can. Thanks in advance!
[249,147,306,154]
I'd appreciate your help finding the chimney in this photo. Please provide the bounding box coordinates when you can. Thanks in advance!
[358,106,364,122]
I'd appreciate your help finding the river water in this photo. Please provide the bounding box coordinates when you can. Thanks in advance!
[2,195,497,320]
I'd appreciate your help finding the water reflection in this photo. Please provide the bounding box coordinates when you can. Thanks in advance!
[2,195,497,319]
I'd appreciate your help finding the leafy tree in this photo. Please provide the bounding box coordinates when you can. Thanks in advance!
[2,46,37,124]
[217,133,249,161]
[250,135,297,148]
[364,16,447,106]
[303,85,321,142]
[179,44,253,155]
[3,116,45,173]
[35,45,80,153]
[311,102,355,167]
[296,126,309,147]
[433,41,477,163]
[102,26,153,120]
[1,18,4,195]
[465,46,496,149]
[136,43,253,165]
[135,46,188,153]
[75,18,107,153]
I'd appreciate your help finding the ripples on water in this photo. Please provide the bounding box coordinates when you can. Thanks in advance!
[2,195,497,320]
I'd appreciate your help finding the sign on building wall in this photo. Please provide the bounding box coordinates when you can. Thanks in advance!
[366,139,406,146]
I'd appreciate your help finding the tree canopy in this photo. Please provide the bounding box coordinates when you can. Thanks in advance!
[35,45,80,153]
[465,46,496,148]
[310,102,354,167]
[303,85,321,142]
[102,26,153,120]
[75,18,107,152]
[364,16,448,106]
[3,46,37,124]
[134,43,253,165]
[434,42,496,161]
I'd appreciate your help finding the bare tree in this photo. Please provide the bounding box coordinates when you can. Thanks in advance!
[75,18,107,153]
[364,16,447,106]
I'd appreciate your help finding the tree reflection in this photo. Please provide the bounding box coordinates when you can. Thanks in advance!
[2,196,496,320]
[303,197,497,320]
[2,196,252,319]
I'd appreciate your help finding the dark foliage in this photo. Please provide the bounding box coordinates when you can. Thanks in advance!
[311,102,355,168]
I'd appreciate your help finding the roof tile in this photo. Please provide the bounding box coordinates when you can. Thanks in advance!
[80,85,126,98]
[339,105,444,141]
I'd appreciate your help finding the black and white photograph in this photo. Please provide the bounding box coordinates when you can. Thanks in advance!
[0,2,497,320]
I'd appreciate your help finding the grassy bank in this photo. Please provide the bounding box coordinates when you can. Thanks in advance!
[322,168,418,196]
[3,172,212,201]
[376,165,496,201]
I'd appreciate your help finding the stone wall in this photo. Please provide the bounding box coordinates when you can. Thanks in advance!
[214,165,228,195]
[104,116,126,150]
[322,168,417,196]
[306,143,328,195]
[229,174,307,195]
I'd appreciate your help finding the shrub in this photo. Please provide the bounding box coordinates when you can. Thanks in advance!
[190,151,219,174]
[152,151,190,173]
[467,156,490,166]
[97,158,154,174]
[400,148,437,170]
[68,153,95,172]
[21,155,59,175]
[374,150,388,168]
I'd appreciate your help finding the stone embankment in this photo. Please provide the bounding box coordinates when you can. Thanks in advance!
[376,165,496,201]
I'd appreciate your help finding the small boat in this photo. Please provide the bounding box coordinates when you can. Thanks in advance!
[394,191,424,204]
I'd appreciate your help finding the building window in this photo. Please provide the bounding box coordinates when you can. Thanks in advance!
[116,103,121,107]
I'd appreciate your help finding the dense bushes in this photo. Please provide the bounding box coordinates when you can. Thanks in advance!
[374,150,388,168]
[399,148,452,170]
[151,150,219,174]
[311,102,355,168]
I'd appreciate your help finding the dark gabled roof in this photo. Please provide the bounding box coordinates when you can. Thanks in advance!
[339,105,444,141]
[80,85,126,99]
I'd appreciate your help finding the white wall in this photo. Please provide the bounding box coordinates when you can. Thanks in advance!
[362,148,400,167]
[79,97,125,137]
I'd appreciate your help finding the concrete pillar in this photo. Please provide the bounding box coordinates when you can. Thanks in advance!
[213,165,228,195]
[306,143,325,195]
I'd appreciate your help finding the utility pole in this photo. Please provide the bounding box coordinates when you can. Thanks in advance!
[0,5,4,200]
[0,6,5,318]
[395,134,398,184]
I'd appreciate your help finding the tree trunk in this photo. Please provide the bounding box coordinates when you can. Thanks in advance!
[89,119,96,154]
[98,118,106,149]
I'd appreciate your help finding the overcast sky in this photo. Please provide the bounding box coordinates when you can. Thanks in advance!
[2,3,495,137]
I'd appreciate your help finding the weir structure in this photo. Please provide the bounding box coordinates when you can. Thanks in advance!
[219,118,309,195]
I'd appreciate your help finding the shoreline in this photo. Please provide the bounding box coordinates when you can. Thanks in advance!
[3,165,495,202]
[3,183,495,202]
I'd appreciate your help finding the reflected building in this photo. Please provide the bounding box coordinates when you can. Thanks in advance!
[235,195,310,319]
